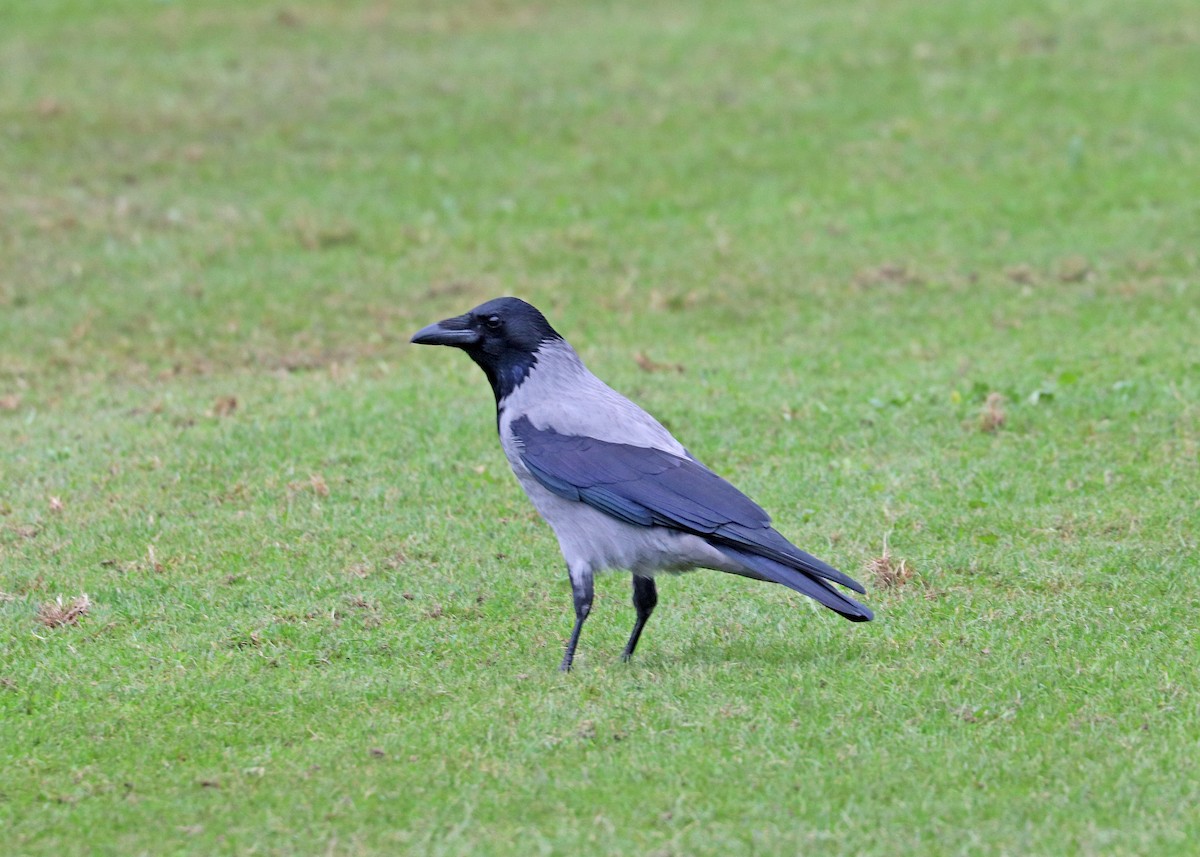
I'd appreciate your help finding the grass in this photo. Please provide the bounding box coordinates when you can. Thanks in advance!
[2,0,1199,853]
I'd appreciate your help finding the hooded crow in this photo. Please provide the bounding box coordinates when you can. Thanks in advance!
[412,297,873,670]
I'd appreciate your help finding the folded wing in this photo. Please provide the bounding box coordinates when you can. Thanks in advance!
[511,416,872,620]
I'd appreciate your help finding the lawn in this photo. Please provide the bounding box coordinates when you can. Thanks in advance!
[2,0,1198,854]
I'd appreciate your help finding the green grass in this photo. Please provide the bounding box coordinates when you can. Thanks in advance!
[2,0,1199,853]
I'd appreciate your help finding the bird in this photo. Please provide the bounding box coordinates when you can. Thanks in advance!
[411,297,873,670]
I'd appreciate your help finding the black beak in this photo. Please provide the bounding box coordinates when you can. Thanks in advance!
[410,314,480,347]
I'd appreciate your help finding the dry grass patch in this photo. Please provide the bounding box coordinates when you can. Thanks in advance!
[36,594,91,628]
[976,392,1007,433]
[634,351,685,373]
[865,543,916,589]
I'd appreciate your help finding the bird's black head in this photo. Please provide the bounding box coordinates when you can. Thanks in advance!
[411,296,563,402]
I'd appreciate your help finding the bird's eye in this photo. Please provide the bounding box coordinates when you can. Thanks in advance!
[485,315,503,331]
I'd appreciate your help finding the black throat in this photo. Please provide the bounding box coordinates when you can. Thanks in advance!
[473,347,539,407]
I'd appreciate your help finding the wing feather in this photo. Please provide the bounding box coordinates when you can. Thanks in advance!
[512,416,865,594]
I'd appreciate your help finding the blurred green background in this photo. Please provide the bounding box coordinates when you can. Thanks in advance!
[2,1,1198,854]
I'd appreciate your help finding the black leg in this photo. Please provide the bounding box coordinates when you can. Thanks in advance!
[560,571,594,672]
[621,575,658,662]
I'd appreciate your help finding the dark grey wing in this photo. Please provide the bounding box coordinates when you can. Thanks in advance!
[511,416,866,596]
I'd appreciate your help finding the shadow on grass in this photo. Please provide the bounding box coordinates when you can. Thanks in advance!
[670,628,874,670]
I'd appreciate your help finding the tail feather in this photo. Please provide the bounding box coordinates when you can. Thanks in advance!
[716,524,867,594]
[712,544,874,622]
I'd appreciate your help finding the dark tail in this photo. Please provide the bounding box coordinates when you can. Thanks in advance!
[712,544,874,622]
